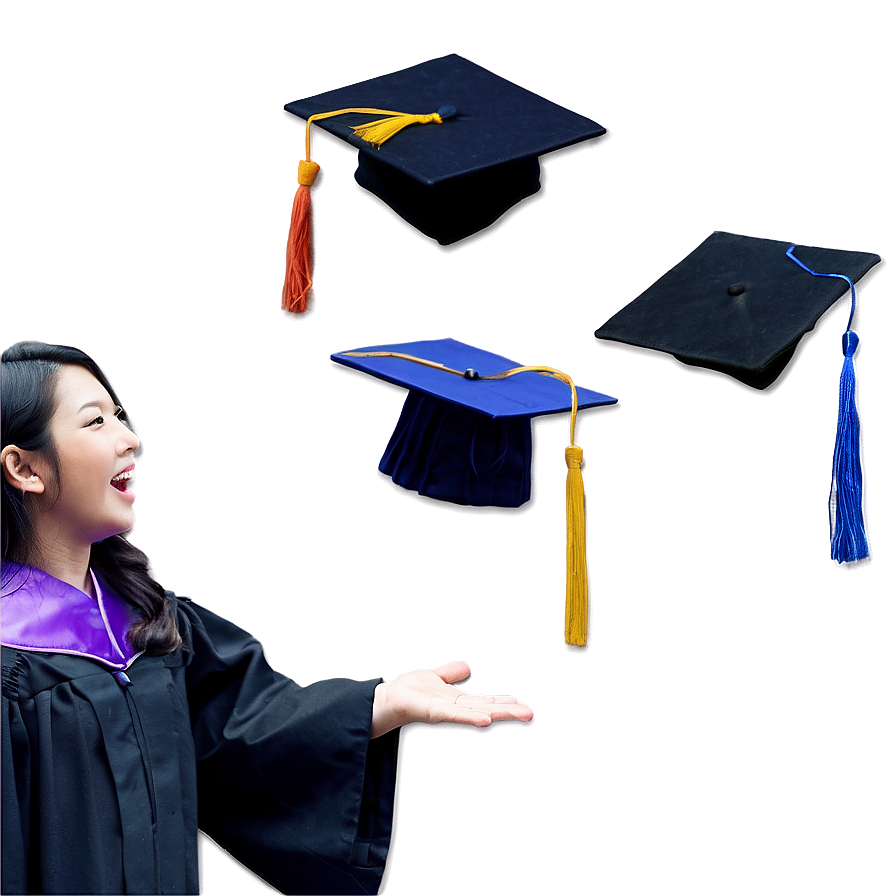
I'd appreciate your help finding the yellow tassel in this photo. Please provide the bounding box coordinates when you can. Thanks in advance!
[281,160,320,313]
[351,111,445,148]
[564,446,588,646]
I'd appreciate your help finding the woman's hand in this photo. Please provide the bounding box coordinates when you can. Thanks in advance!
[370,660,533,738]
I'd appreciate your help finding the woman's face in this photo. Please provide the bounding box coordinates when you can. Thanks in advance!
[35,364,141,549]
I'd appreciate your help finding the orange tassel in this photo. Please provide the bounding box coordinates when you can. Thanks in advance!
[282,160,320,313]
[282,108,451,312]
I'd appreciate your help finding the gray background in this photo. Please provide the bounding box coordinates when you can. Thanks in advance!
[3,2,893,893]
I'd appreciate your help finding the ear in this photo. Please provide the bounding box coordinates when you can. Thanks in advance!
[0,445,46,494]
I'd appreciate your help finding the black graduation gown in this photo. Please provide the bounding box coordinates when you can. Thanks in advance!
[1,596,400,895]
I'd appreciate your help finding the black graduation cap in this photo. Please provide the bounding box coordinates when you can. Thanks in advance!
[331,338,618,645]
[281,54,606,312]
[594,231,880,389]
[595,231,881,563]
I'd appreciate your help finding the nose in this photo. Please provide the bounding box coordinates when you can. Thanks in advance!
[117,419,141,454]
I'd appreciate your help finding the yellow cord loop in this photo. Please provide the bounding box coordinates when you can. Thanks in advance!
[343,351,589,646]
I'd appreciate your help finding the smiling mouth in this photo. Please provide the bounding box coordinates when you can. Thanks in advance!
[111,467,134,492]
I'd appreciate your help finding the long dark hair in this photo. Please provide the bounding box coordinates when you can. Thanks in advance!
[1,341,181,655]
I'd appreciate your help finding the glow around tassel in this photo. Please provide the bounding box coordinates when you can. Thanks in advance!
[565,446,588,646]
[830,330,869,562]
[282,160,320,313]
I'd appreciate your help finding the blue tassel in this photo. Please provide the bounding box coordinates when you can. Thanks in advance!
[785,246,869,563]
[830,331,868,562]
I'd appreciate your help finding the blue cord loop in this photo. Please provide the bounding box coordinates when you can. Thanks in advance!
[785,245,868,563]
[786,245,858,330]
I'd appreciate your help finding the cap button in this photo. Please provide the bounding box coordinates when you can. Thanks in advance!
[463,368,480,380]
[437,105,457,120]
[727,283,746,296]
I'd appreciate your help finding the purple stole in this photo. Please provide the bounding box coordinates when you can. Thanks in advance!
[2,564,141,682]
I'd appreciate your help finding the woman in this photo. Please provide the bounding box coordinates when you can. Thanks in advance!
[0,341,532,895]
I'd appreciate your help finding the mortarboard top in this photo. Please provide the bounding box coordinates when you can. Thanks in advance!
[331,338,618,645]
[331,338,617,507]
[286,55,606,246]
[594,231,881,390]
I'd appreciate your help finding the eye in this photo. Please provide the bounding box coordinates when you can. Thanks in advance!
[85,407,127,428]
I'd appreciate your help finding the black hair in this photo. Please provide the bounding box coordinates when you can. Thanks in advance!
[1,341,181,655]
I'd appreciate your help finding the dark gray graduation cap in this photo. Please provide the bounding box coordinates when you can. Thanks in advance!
[285,54,606,246]
[331,338,616,507]
[595,231,880,564]
[331,338,617,645]
[594,231,881,389]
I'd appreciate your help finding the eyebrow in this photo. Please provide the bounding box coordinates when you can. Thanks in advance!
[77,400,111,413]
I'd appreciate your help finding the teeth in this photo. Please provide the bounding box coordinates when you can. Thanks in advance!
[112,469,133,482]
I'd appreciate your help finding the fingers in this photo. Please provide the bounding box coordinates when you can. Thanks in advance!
[455,694,521,706]
[437,697,534,725]
[441,707,494,727]
[432,660,471,685]
[441,705,533,726]
[479,703,534,723]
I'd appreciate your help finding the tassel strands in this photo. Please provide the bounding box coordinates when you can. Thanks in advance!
[490,366,590,644]
[282,107,452,313]
[564,446,588,646]
[351,108,452,148]
[830,331,868,561]
[785,246,869,562]
[281,161,320,313]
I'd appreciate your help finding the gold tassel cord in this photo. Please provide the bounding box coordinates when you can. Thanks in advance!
[344,352,589,646]
[305,107,447,156]
[349,111,446,148]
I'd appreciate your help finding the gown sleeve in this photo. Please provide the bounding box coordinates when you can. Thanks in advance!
[176,597,400,896]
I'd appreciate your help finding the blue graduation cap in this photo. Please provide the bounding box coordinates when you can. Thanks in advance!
[594,231,881,562]
[282,55,606,312]
[332,338,618,645]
